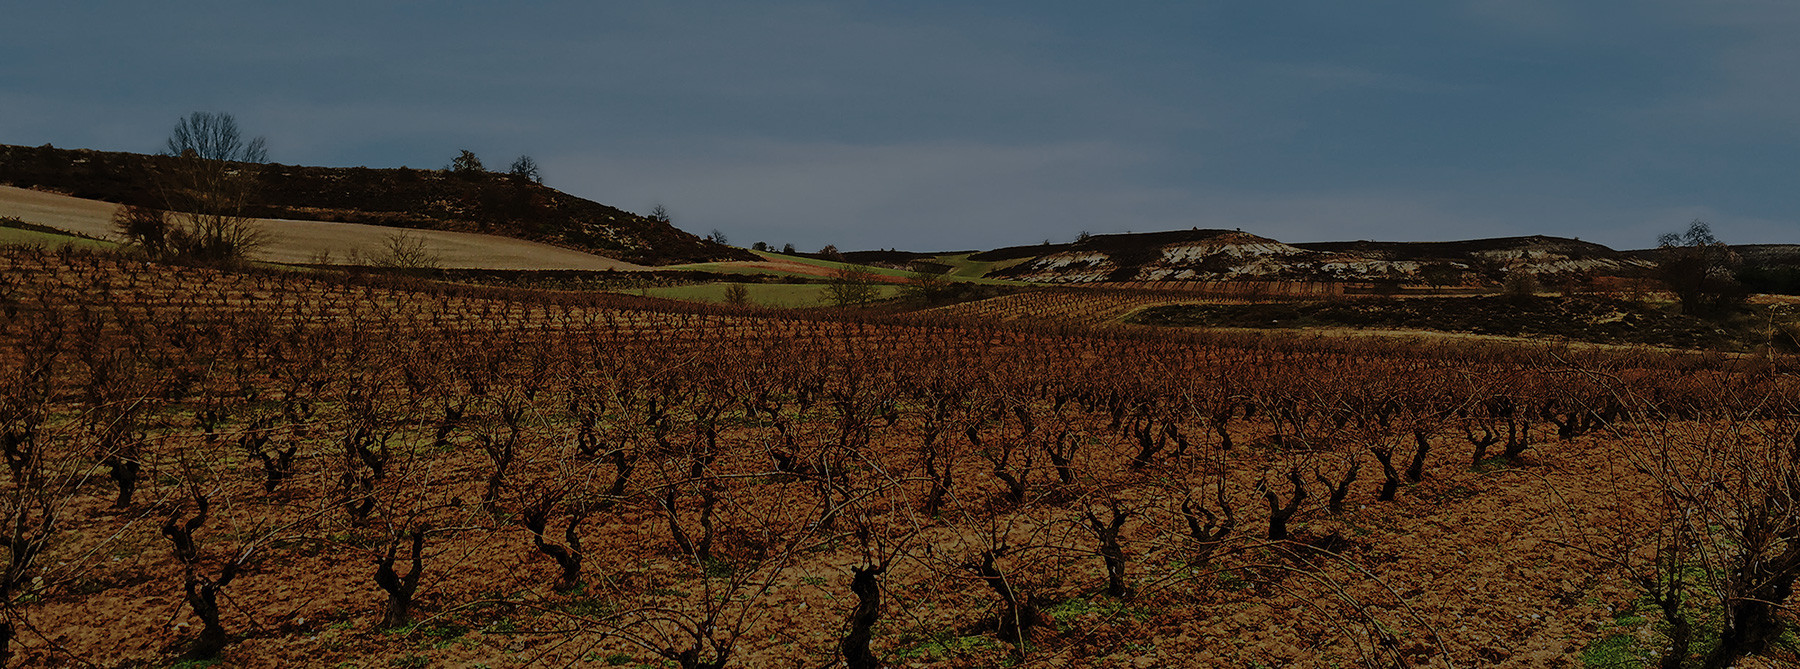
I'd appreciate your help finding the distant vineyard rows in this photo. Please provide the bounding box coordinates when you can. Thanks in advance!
[0,245,1794,667]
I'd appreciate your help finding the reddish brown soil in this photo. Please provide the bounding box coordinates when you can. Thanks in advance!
[3,248,1795,669]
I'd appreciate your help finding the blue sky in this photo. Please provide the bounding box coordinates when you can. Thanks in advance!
[4,1,1796,251]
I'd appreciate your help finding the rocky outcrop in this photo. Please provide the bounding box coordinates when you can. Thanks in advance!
[989,231,1654,285]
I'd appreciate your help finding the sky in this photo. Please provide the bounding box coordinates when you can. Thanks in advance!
[3,1,1797,252]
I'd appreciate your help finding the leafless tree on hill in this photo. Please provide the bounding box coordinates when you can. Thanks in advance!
[1656,220,1746,317]
[508,154,542,183]
[825,266,881,307]
[154,112,269,262]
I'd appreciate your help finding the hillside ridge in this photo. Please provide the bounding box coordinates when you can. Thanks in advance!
[0,143,753,266]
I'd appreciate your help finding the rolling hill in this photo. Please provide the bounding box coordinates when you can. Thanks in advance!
[962,229,1669,285]
[0,143,752,265]
[0,185,647,271]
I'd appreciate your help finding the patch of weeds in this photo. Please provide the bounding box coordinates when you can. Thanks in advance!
[1042,597,1157,632]
[327,531,380,549]
[166,660,222,669]
[799,576,828,587]
[1163,559,1203,580]
[1580,632,1647,668]
[66,577,114,596]
[891,631,1002,661]
[1217,571,1251,592]
[388,655,429,669]
[646,587,690,598]
[413,621,470,648]
[483,617,519,635]
[1472,456,1513,473]
[702,557,736,579]
[1585,584,1742,669]
[1580,603,1654,669]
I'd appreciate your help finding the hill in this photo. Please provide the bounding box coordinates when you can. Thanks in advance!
[0,143,753,265]
[0,185,652,271]
[962,229,1655,285]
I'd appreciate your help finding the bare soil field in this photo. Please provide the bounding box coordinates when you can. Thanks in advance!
[0,185,645,271]
[2,247,1797,669]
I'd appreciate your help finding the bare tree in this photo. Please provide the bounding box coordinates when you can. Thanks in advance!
[372,231,443,270]
[902,269,954,304]
[825,266,881,307]
[157,111,269,262]
[1655,220,1744,316]
[508,154,542,183]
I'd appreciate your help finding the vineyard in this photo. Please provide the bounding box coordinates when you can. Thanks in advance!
[3,245,1798,668]
[917,289,1209,326]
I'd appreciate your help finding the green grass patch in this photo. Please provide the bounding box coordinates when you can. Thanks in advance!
[1580,603,1655,668]
[891,631,1003,661]
[650,262,824,281]
[929,253,1032,280]
[163,660,223,669]
[0,224,116,250]
[408,621,471,648]
[556,594,617,618]
[1042,597,1157,632]
[481,617,519,635]
[664,250,1030,285]
[631,282,901,307]
[748,251,916,278]
[583,651,638,666]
